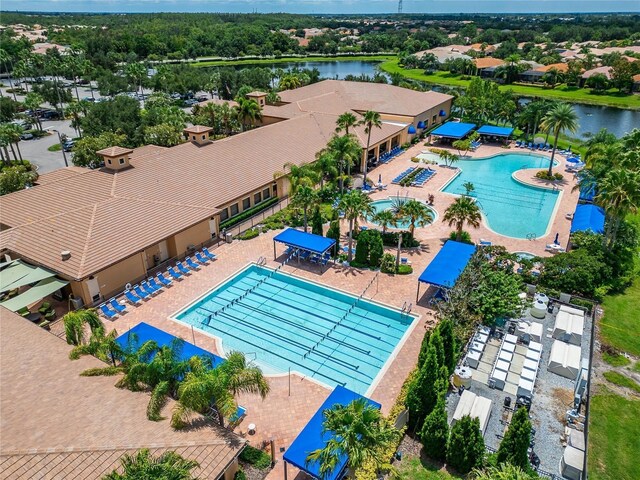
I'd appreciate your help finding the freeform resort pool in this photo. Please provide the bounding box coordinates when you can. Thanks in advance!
[441,153,560,238]
[174,265,416,395]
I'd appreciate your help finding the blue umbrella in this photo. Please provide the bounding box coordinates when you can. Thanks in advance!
[554,233,560,245]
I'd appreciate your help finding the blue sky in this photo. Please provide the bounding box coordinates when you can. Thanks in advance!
[1,1,639,14]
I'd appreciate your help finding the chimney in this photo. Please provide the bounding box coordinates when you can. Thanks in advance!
[61,250,71,261]
[96,146,134,171]
[183,125,214,146]
[246,91,267,107]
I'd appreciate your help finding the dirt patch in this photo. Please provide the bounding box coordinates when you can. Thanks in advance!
[552,387,574,423]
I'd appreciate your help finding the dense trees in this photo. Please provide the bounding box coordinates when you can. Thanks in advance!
[496,407,532,469]
[446,416,486,474]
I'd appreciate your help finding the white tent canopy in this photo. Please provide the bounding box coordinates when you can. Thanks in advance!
[452,390,492,435]
[548,341,582,379]
[553,306,585,346]
[517,321,543,343]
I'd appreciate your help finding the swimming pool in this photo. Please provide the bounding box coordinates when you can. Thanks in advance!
[174,265,416,395]
[441,153,559,238]
[369,198,436,230]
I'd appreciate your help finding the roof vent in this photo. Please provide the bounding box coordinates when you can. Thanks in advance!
[61,250,71,261]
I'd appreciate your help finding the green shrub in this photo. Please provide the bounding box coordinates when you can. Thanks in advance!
[535,170,563,181]
[570,298,594,313]
[238,228,260,240]
[234,469,247,480]
[380,253,396,274]
[355,230,370,265]
[311,206,323,236]
[368,230,384,267]
[420,400,449,461]
[496,407,531,469]
[219,196,279,230]
[448,230,472,244]
[239,445,271,469]
[446,416,485,473]
[326,220,341,257]
[47,143,62,152]
[381,231,419,248]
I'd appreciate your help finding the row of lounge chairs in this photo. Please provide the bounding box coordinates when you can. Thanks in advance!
[515,141,553,151]
[99,247,217,319]
[379,146,403,164]
[411,167,436,187]
[470,140,482,151]
[392,167,416,184]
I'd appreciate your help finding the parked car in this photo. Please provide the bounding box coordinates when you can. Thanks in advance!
[170,93,182,100]
[63,140,75,152]
[19,132,34,141]
[82,96,96,102]
[183,99,199,107]
[196,94,208,102]
[41,110,62,120]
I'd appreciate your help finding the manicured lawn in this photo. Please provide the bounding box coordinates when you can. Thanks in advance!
[194,54,395,68]
[599,278,640,357]
[379,60,640,110]
[602,352,631,367]
[603,371,640,394]
[395,457,461,480]
[588,389,640,480]
[47,143,62,152]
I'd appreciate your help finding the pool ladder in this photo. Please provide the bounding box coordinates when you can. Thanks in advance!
[526,233,537,241]
[401,302,413,315]
[256,256,267,266]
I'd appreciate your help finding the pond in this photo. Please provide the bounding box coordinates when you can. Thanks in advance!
[222,60,384,79]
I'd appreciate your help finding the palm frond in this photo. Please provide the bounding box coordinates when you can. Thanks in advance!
[147,381,170,421]
[80,366,123,377]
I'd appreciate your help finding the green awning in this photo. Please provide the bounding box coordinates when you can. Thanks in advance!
[0,260,56,293]
[1,277,69,312]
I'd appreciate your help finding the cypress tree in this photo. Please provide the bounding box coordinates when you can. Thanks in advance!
[354,229,370,265]
[368,229,384,267]
[446,415,485,474]
[417,329,431,369]
[438,318,457,374]
[420,399,449,461]
[311,206,324,236]
[430,330,446,372]
[406,343,440,431]
[326,220,341,257]
[496,407,532,469]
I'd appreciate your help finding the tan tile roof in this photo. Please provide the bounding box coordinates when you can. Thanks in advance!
[33,166,87,185]
[582,66,612,79]
[473,57,505,69]
[183,125,213,134]
[277,80,453,117]
[0,307,244,479]
[96,146,134,157]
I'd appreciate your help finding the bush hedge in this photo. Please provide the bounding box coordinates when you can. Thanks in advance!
[237,228,260,240]
[219,196,279,230]
[239,445,271,469]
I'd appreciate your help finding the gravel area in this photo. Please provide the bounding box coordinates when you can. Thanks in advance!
[446,298,593,478]
[240,462,270,480]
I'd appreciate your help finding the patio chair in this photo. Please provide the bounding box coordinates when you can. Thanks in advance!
[195,251,209,264]
[124,289,143,305]
[157,272,172,286]
[99,303,118,319]
[202,247,217,260]
[176,262,191,275]
[147,277,164,292]
[133,284,150,299]
[479,239,492,246]
[185,257,201,270]
[168,266,184,280]
[141,281,158,295]
[108,298,127,314]
[401,257,411,265]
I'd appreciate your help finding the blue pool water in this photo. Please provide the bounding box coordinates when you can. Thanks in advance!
[175,265,414,394]
[369,198,436,230]
[442,153,559,238]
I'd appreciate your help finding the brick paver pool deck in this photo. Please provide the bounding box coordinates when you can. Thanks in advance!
[56,141,579,479]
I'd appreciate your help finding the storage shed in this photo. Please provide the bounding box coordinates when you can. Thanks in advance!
[553,306,585,346]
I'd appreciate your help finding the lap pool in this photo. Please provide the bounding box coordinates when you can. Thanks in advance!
[441,153,559,238]
[173,265,416,395]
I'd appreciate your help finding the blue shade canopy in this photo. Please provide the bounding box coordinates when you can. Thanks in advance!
[571,204,605,234]
[283,386,381,480]
[430,122,476,139]
[117,322,224,367]
[417,121,426,129]
[476,125,514,137]
[274,228,336,255]
[418,240,476,288]
[408,125,417,134]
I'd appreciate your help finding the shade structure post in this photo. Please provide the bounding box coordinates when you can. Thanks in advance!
[416,282,420,303]
[273,241,276,260]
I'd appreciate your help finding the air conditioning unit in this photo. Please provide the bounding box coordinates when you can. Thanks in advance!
[70,297,84,310]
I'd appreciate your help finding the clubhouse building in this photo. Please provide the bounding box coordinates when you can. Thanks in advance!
[0,80,452,307]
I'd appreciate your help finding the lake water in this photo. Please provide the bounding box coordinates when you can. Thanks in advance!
[229,60,639,138]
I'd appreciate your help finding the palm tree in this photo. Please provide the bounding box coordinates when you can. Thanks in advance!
[339,190,373,262]
[359,110,382,185]
[198,102,218,131]
[62,309,105,346]
[443,196,482,242]
[125,62,147,107]
[327,134,361,194]
[335,112,358,136]
[540,103,579,176]
[65,101,86,138]
[1,123,24,161]
[306,398,397,480]
[172,352,269,429]
[69,329,123,367]
[292,184,318,233]
[103,449,199,480]
[596,169,640,247]
[0,49,18,101]
[371,210,397,234]
[313,150,338,189]
[23,92,44,131]
[274,162,319,195]
[401,199,433,237]
[234,97,262,131]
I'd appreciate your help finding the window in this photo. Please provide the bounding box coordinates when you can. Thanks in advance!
[219,208,229,221]
[432,115,437,123]
[254,192,262,204]
[243,198,251,210]
[119,158,125,165]
[192,135,196,141]
[263,188,271,199]
[273,183,278,196]
[202,135,206,140]
[230,203,239,216]
[107,159,112,165]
